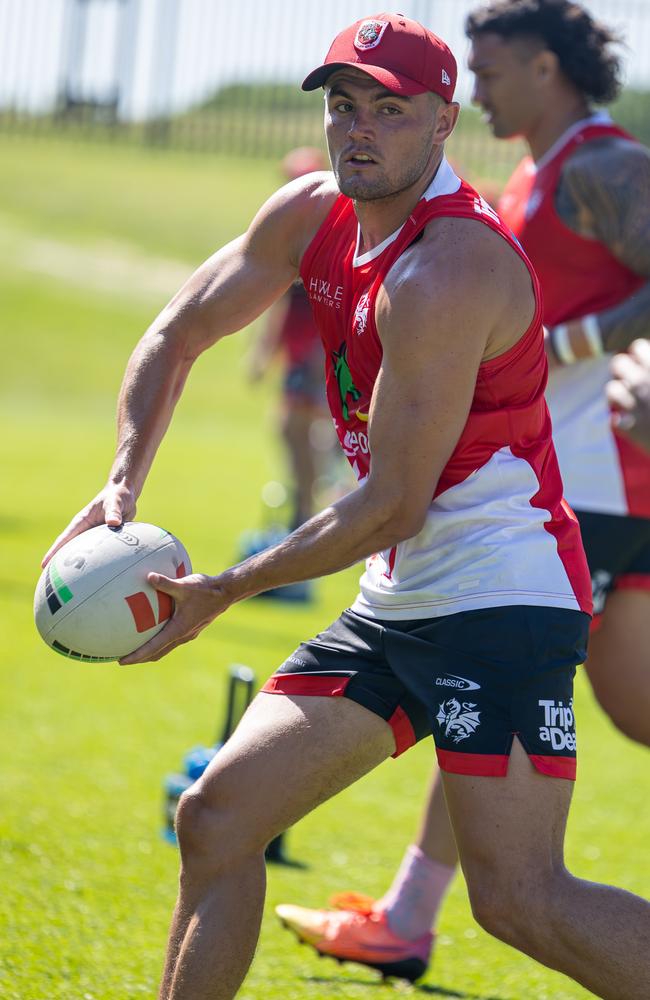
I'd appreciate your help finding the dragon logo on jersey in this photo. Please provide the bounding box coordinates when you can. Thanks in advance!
[353,292,371,336]
[436,698,481,744]
[331,342,362,421]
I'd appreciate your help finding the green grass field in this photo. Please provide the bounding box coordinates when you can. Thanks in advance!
[1,134,648,1000]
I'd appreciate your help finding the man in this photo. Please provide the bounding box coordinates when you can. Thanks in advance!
[43,13,650,1000]
[277,1,650,986]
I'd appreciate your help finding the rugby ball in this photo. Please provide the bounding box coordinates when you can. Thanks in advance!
[34,522,191,662]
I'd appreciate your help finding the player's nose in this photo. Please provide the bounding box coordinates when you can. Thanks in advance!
[346,109,374,142]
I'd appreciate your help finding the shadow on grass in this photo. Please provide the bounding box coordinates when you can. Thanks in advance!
[303,976,510,1000]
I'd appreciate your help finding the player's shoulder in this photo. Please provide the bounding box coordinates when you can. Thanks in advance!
[387,213,524,303]
[248,171,340,266]
[562,134,650,188]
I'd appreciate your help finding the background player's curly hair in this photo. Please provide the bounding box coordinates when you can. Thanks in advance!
[465,0,623,105]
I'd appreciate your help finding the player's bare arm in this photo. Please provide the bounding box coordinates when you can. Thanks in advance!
[42,173,337,566]
[121,219,531,665]
[554,137,650,353]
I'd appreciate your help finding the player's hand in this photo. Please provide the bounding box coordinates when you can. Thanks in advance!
[41,480,137,568]
[606,339,650,452]
[118,572,229,665]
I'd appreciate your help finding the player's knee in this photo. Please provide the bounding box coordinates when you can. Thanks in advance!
[174,777,264,875]
[467,870,553,951]
[467,874,518,944]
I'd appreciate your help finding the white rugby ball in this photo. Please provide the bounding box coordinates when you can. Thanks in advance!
[34,522,191,662]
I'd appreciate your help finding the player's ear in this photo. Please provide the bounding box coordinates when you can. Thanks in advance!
[534,48,559,86]
[434,100,460,143]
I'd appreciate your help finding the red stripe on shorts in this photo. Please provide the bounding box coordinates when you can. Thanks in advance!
[388,706,416,758]
[261,673,352,697]
[263,675,417,759]
[436,749,509,777]
[590,612,603,633]
[529,754,576,780]
[615,573,650,592]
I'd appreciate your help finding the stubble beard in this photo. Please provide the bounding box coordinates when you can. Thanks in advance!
[335,140,437,203]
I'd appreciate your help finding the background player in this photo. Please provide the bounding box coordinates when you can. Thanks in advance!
[245,147,336,602]
[277,0,650,982]
[248,147,333,536]
[43,12,650,1000]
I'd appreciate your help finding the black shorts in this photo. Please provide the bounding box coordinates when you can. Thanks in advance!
[576,510,650,621]
[283,359,326,406]
[263,605,590,779]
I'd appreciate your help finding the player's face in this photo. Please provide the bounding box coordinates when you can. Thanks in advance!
[324,69,456,201]
[469,33,546,140]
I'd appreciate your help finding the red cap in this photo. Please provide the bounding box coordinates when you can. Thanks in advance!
[302,13,457,102]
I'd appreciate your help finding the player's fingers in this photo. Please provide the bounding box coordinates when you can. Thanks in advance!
[609,352,639,384]
[118,618,191,665]
[105,507,123,527]
[41,514,92,568]
[105,492,136,526]
[606,379,636,414]
[147,572,179,593]
[610,351,650,397]
[629,338,650,367]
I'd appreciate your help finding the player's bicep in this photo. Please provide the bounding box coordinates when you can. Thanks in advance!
[153,177,334,355]
[365,282,488,532]
[166,233,295,350]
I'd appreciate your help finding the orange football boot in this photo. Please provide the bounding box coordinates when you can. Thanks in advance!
[276,894,433,982]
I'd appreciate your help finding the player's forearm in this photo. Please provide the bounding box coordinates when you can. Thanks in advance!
[597,281,650,353]
[548,284,650,366]
[110,327,195,497]
[218,485,419,604]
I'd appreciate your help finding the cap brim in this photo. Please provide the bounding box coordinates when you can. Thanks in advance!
[302,62,429,96]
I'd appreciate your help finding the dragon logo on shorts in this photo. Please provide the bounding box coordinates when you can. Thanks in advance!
[436,698,481,744]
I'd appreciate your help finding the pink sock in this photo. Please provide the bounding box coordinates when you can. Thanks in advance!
[378,845,456,940]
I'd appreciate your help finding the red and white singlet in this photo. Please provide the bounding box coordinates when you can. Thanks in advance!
[499,114,650,518]
[300,158,592,620]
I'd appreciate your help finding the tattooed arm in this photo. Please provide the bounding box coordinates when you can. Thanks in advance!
[554,136,650,354]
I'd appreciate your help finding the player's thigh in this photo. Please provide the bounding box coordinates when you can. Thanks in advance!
[186,691,395,848]
[442,737,573,906]
[585,588,650,726]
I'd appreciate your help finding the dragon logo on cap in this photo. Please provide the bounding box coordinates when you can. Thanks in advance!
[354,19,389,51]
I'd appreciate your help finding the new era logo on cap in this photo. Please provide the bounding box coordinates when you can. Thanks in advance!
[302,12,457,102]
